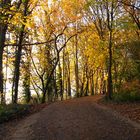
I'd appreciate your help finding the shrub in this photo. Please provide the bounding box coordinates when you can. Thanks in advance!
[113,90,140,103]
[113,80,140,102]
[0,104,30,123]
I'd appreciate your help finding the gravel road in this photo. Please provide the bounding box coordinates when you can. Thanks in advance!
[10,96,140,140]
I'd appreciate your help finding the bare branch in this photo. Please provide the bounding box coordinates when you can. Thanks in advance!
[4,39,54,47]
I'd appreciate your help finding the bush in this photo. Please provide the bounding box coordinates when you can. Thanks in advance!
[0,104,30,123]
[113,80,140,102]
[112,91,140,103]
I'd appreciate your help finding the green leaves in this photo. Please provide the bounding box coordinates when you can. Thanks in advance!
[0,104,30,123]
[22,0,26,3]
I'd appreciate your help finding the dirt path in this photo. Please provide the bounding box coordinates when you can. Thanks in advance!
[6,96,140,140]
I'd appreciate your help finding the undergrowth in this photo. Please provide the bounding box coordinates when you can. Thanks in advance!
[0,104,30,123]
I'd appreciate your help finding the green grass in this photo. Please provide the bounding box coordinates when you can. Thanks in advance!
[0,104,30,123]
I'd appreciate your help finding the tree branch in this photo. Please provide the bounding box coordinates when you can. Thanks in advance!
[4,39,54,47]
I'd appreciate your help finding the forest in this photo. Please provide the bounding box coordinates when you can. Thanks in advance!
[0,0,140,105]
[0,1,140,139]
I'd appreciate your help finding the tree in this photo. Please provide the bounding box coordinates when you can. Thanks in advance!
[12,0,31,103]
[0,0,11,104]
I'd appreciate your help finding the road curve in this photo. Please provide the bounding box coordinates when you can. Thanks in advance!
[10,96,140,140]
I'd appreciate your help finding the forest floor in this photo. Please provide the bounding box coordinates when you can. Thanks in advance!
[98,97,140,124]
[0,96,140,140]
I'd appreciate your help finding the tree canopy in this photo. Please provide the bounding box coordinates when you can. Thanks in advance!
[0,0,140,104]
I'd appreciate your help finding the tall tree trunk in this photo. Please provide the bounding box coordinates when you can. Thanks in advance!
[80,73,84,97]
[53,70,58,101]
[4,46,9,102]
[0,0,11,104]
[58,61,63,101]
[100,69,104,94]
[90,73,94,95]
[23,46,31,103]
[12,0,29,103]
[107,29,113,99]
[85,65,89,96]
[85,79,89,96]
[62,49,66,98]
[106,0,114,100]
[0,25,7,104]
[95,69,99,94]
[75,34,79,97]
[67,53,71,97]
[114,60,118,93]
[80,66,86,97]
[13,30,24,103]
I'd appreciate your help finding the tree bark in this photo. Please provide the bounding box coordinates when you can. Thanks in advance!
[0,0,11,104]
[13,29,24,103]
[58,60,63,101]
[75,34,79,97]
[67,53,71,97]
[0,25,7,104]
[12,0,29,103]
